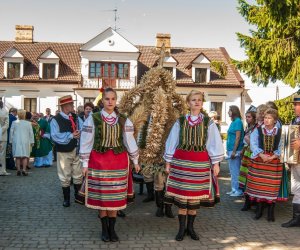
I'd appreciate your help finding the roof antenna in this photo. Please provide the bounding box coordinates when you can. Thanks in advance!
[101,7,119,31]
[113,7,118,31]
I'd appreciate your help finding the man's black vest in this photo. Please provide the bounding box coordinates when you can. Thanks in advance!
[53,113,77,152]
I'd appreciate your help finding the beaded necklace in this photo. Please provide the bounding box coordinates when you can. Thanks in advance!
[187,114,203,127]
[262,126,277,136]
[101,113,117,126]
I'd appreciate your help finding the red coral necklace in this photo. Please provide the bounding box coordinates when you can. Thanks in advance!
[188,115,202,126]
[101,114,117,125]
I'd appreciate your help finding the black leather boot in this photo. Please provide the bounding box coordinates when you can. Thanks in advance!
[62,187,70,207]
[155,191,164,217]
[282,203,300,227]
[108,217,119,242]
[241,195,251,211]
[186,215,199,240]
[175,214,186,241]
[267,203,275,222]
[74,184,82,204]
[165,204,175,218]
[254,202,264,220]
[143,182,155,202]
[100,216,110,242]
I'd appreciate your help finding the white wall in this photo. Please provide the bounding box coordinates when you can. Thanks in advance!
[0,83,77,114]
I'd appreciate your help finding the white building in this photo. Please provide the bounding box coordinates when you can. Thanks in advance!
[0,25,247,129]
[75,27,140,105]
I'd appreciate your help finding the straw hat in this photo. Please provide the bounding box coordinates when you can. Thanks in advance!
[58,95,74,106]
[292,94,300,103]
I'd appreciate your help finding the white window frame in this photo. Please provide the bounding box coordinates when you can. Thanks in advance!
[192,64,210,83]
[39,59,59,79]
[162,56,177,79]
[5,60,24,79]
[163,63,176,79]
[38,50,60,79]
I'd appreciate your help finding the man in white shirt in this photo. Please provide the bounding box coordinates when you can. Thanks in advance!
[0,100,9,176]
[50,95,82,207]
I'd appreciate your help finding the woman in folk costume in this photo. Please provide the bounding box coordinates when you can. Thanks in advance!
[31,113,53,168]
[239,106,257,211]
[164,90,224,241]
[80,88,140,242]
[245,108,284,222]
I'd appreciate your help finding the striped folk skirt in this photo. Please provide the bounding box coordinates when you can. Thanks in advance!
[245,155,284,203]
[238,146,252,191]
[165,149,215,209]
[85,149,133,210]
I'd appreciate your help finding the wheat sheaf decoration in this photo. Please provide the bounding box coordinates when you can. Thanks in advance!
[119,67,187,166]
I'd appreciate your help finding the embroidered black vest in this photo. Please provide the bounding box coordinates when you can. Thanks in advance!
[92,112,127,154]
[257,126,281,153]
[178,115,210,152]
[53,113,77,152]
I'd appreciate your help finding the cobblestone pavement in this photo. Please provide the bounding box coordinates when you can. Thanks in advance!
[0,161,300,250]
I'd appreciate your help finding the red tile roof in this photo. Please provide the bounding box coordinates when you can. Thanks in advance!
[137,45,244,87]
[0,41,82,82]
[0,41,243,87]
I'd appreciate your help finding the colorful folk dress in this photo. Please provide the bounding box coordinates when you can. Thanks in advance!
[164,114,224,209]
[245,125,286,203]
[31,119,53,167]
[238,124,257,191]
[79,110,139,210]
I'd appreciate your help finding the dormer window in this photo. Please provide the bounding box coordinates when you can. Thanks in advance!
[43,63,56,79]
[38,49,60,79]
[191,53,210,83]
[195,68,207,83]
[162,56,177,79]
[7,62,21,79]
[2,47,24,79]
[163,67,173,73]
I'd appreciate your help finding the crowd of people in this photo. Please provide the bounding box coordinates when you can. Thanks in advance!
[1,90,300,243]
[0,106,59,176]
[225,98,300,229]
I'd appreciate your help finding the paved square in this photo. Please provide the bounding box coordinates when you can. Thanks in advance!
[0,162,299,250]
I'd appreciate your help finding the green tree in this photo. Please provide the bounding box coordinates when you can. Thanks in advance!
[275,90,300,124]
[233,0,300,87]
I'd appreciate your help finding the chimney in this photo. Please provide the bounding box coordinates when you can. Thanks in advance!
[156,33,171,53]
[15,25,34,43]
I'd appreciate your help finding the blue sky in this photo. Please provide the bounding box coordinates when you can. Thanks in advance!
[0,0,296,102]
[1,0,249,59]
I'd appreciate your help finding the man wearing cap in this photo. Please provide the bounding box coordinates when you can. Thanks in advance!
[50,95,82,207]
[282,94,300,227]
